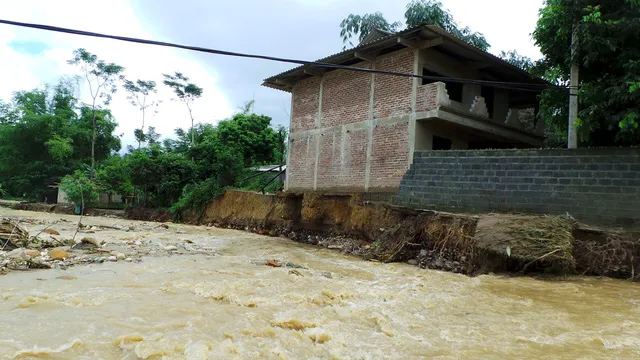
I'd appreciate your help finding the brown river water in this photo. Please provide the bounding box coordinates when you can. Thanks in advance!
[1,209,640,359]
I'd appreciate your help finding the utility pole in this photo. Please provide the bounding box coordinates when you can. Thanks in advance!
[568,4,579,148]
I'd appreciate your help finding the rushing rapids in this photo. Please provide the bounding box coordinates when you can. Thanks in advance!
[1,208,640,359]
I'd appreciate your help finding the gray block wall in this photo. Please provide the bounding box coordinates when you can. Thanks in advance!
[393,148,640,227]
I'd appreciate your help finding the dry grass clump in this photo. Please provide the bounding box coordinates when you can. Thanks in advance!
[368,213,476,263]
[474,215,575,274]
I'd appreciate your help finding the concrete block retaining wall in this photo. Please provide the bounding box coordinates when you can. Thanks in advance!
[393,148,640,227]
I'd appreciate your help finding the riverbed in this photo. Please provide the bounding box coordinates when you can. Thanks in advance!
[1,208,640,359]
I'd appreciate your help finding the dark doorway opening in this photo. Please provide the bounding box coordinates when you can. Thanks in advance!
[481,86,495,118]
[433,135,452,150]
[423,68,463,102]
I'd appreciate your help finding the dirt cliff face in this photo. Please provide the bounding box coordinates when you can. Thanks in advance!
[192,190,640,280]
[189,191,573,277]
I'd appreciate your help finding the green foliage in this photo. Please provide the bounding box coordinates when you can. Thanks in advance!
[340,0,489,50]
[1,48,285,218]
[340,13,402,47]
[170,178,222,218]
[59,170,98,206]
[95,156,133,201]
[45,135,74,162]
[498,50,535,72]
[216,113,282,168]
[534,0,640,146]
[169,110,286,217]
[0,80,120,198]
[0,184,6,198]
[404,0,489,50]
[124,145,197,207]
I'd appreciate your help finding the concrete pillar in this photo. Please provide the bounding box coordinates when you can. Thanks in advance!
[313,77,324,190]
[463,84,481,108]
[408,49,419,165]
[415,122,434,150]
[284,91,294,191]
[364,65,375,190]
[493,90,509,123]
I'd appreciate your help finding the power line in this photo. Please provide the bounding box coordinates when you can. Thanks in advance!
[0,19,559,93]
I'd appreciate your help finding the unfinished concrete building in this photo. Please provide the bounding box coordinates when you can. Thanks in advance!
[263,25,546,193]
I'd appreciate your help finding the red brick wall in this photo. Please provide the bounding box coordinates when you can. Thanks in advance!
[316,132,342,188]
[369,122,410,188]
[373,49,414,118]
[416,83,438,112]
[315,129,367,190]
[287,135,317,191]
[344,129,368,188]
[321,63,371,127]
[291,77,320,132]
[287,48,415,192]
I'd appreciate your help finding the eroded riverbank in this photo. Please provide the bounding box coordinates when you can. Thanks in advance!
[1,208,640,359]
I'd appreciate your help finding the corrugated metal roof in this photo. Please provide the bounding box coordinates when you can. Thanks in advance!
[262,24,546,92]
[254,165,287,172]
[263,26,422,86]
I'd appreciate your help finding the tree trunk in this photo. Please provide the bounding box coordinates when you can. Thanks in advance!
[139,107,145,149]
[90,101,97,179]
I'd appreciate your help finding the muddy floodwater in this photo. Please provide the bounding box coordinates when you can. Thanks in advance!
[1,209,640,359]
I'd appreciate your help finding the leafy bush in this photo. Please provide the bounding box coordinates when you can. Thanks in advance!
[59,170,98,206]
[170,178,223,218]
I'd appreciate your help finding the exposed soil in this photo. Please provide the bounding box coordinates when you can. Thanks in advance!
[198,190,640,280]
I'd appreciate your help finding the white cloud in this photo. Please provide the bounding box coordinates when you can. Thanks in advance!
[0,0,234,150]
[440,0,544,59]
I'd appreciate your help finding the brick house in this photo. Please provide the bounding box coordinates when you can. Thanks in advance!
[263,25,547,193]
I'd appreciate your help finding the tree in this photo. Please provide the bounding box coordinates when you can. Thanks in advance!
[499,50,535,72]
[45,135,74,162]
[125,144,196,207]
[215,113,282,168]
[162,72,203,146]
[340,0,489,50]
[123,79,160,148]
[68,48,124,177]
[126,146,162,206]
[533,0,640,146]
[95,156,133,204]
[0,80,121,199]
[340,13,401,47]
[59,170,98,208]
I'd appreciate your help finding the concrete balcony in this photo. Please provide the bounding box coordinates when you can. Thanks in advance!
[415,82,544,148]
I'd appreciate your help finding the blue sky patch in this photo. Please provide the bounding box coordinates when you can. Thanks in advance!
[8,40,50,55]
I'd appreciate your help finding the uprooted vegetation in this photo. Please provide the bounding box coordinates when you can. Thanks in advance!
[573,227,640,280]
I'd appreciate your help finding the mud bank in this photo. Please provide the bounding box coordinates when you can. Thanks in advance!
[192,190,640,280]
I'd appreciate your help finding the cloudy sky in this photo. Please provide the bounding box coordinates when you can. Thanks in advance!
[0,0,544,149]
